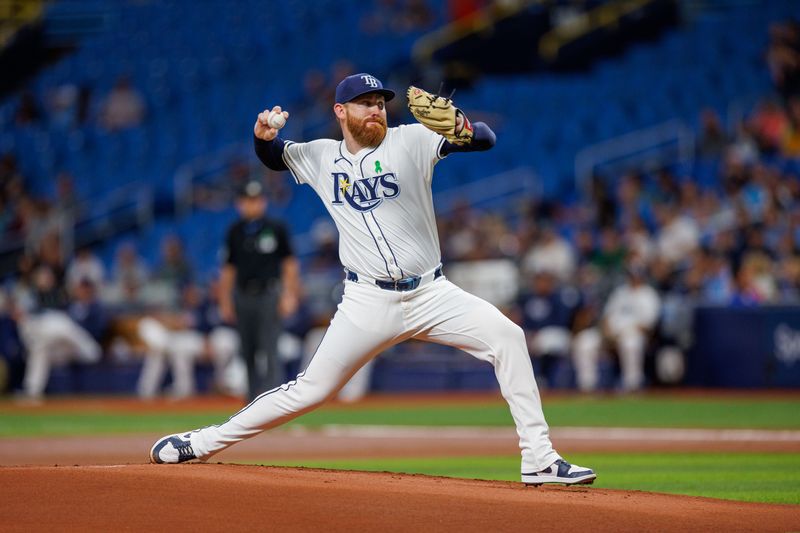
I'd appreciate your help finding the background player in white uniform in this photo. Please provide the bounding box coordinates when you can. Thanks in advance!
[573,261,662,392]
[150,73,596,486]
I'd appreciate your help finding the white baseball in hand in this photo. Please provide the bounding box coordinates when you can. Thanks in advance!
[268,111,286,130]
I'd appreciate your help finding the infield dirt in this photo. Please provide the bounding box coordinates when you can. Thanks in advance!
[2,464,798,532]
[2,393,799,531]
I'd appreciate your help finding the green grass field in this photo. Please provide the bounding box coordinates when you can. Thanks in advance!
[1,396,799,437]
[2,394,799,504]
[269,452,800,505]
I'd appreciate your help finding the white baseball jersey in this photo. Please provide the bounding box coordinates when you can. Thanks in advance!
[282,124,446,280]
[603,283,661,335]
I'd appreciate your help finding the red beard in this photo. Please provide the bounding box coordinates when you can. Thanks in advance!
[346,112,387,147]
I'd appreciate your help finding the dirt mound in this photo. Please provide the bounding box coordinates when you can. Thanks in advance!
[1,464,796,532]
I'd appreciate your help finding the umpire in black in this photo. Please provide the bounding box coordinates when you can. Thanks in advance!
[219,180,300,401]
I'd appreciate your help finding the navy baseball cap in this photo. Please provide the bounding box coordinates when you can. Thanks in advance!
[335,73,395,104]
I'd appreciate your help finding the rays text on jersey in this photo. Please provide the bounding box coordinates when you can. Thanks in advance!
[331,172,400,212]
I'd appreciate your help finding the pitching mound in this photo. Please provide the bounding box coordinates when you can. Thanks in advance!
[1,464,796,532]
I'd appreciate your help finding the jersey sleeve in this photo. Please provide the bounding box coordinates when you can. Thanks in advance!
[396,124,447,182]
[282,139,332,187]
[222,225,237,265]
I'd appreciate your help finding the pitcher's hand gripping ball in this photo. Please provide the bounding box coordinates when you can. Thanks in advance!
[268,110,286,129]
[406,86,473,145]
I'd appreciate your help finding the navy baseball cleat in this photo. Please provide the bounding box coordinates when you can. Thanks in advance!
[521,459,596,486]
[149,432,198,464]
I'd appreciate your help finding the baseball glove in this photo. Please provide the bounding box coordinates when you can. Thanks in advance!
[406,86,474,145]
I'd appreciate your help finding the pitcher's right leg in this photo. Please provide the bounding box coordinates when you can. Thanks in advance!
[151,283,403,463]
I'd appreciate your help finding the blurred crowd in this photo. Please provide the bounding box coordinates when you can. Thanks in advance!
[12,74,146,134]
[1,71,147,254]
[1,14,799,399]
[4,112,800,398]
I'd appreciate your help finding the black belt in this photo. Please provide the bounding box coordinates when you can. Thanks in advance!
[346,266,443,292]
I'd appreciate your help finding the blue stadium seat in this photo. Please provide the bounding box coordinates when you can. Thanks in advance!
[4,0,799,280]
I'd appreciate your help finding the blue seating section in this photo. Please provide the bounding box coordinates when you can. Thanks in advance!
[1,0,797,278]
[446,1,794,198]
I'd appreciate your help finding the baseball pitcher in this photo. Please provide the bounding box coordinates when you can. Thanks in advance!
[150,73,596,486]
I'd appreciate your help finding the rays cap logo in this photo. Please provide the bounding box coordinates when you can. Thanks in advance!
[335,73,395,104]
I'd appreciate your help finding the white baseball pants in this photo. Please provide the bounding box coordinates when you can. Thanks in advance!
[20,310,102,397]
[573,326,647,392]
[192,275,560,472]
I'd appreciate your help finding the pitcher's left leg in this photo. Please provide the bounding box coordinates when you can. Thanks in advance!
[410,280,558,472]
[410,280,595,484]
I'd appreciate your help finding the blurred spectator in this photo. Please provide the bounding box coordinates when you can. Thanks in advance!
[152,234,194,304]
[655,202,700,266]
[18,198,64,256]
[308,219,340,273]
[615,173,652,231]
[572,227,596,267]
[100,76,146,131]
[622,216,655,263]
[589,174,617,228]
[696,109,731,159]
[292,69,334,138]
[514,270,580,388]
[767,19,800,101]
[589,226,626,277]
[731,252,775,306]
[17,277,108,400]
[107,242,150,307]
[66,247,106,291]
[573,261,661,392]
[361,0,435,34]
[0,153,22,184]
[750,251,777,300]
[650,168,681,205]
[47,83,79,129]
[727,120,760,165]
[776,253,800,301]
[53,172,81,221]
[0,289,25,393]
[0,156,26,239]
[699,250,735,304]
[440,200,481,261]
[749,99,788,155]
[521,224,576,281]
[14,90,42,126]
[448,0,484,22]
[22,262,67,314]
[781,96,800,157]
[738,164,772,222]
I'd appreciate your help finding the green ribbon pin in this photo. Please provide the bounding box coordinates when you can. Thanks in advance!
[375,161,382,173]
